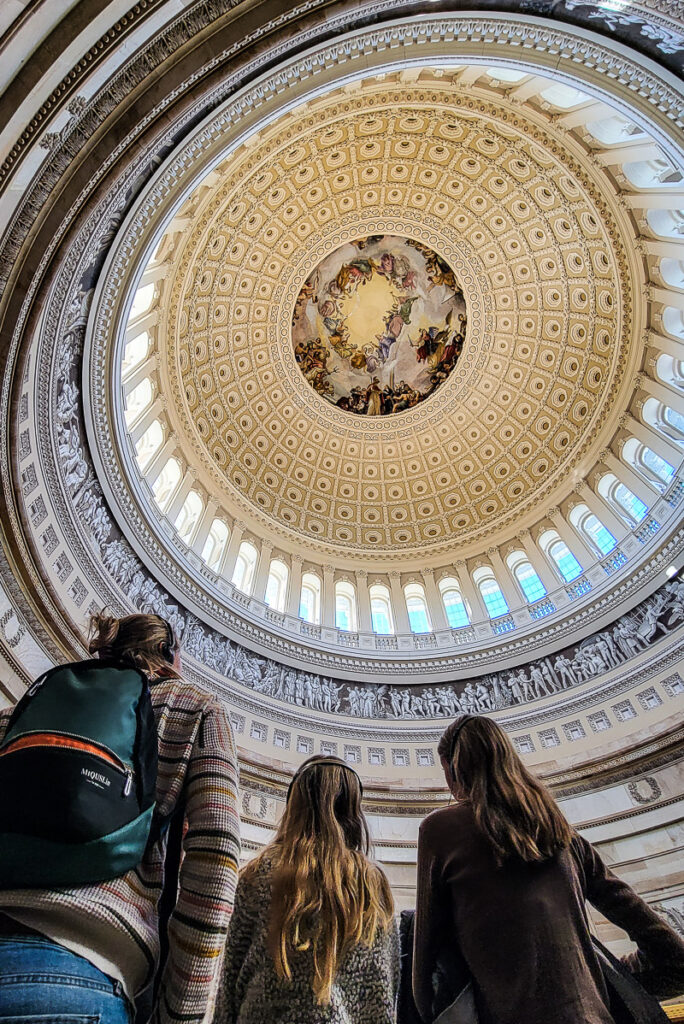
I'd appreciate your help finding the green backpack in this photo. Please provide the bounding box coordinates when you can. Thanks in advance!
[0,659,158,888]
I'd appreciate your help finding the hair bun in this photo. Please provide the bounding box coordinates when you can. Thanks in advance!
[88,610,120,658]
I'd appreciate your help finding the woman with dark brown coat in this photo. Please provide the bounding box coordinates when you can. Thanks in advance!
[413,714,684,1024]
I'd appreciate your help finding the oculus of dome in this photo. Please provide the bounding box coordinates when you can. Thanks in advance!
[292,235,466,416]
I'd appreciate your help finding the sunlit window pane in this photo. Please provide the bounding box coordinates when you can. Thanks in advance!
[550,540,582,582]
[643,446,674,485]
[406,597,431,633]
[478,577,509,619]
[614,484,647,522]
[371,599,393,634]
[444,591,469,628]
[583,514,616,555]
[515,562,546,603]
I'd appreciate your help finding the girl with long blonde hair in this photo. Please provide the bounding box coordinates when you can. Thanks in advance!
[413,714,684,1024]
[217,755,398,1023]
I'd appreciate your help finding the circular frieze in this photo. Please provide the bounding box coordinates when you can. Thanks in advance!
[291,234,466,416]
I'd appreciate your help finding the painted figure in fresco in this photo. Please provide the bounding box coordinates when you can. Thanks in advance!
[291,235,467,417]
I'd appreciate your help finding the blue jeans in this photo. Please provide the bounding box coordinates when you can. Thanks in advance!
[0,933,131,1022]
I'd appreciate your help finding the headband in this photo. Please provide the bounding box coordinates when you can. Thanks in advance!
[287,756,363,801]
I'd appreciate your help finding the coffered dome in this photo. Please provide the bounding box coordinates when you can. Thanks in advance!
[152,75,633,556]
[78,47,683,678]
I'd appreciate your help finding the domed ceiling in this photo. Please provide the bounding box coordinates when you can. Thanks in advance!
[159,76,631,557]
[70,26,682,680]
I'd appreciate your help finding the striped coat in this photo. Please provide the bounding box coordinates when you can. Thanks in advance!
[0,674,240,1024]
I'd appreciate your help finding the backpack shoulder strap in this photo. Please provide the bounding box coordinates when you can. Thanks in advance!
[153,797,185,1003]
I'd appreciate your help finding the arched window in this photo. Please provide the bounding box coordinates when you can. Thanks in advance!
[646,208,684,240]
[660,259,684,290]
[123,378,153,426]
[129,282,156,320]
[655,353,684,392]
[232,541,257,594]
[506,551,546,603]
[175,490,203,543]
[299,572,321,624]
[622,157,682,189]
[472,567,509,619]
[664,406,684,441]
[335,580,357,632]
[483,67,528,84]
[404,582,432,633]
[265,559,289,612]
[201,519,229,572]
[438,577,470,628]
[151,457,181,510]
[539,529,583,583]
[623,438,675,488]
[122,332,149,375]
[586,114,644,146]
[569,504,617,556]
[135,419,163,470]
[538,84,588,108]
[597,473,648,524]
[369,584,394,635]
[643,398,684,446]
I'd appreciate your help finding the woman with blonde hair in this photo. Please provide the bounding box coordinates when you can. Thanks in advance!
[0,611,240,1024]
[217,755,398,1023]
[413,714,684,1024]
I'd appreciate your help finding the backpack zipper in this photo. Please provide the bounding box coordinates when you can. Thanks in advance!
[0,730,135,797]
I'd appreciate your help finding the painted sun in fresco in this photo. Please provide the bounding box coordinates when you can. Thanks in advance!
[291,235,467,416]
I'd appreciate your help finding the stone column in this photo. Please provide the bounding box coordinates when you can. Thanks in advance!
[164,470,196,524]
[286,555,303,616]
[420,569,448,631]
[454,560,487,621]
[142,437,177,487]
[486,547,519,610]
[128,396,164,445]
[599,447,657,505]
[574,481,628,542]
[191,498,220,555]
[122,353,157,397]
[547,506,595,569]
[251,541,273,603]
[388,571,411,634]
[219,520,245,581]
[639,370,684,412]
[322,565,336,627]
[355,570,372,632]
[125,308,158,341]
[516,529,558,595]
[624,411,681,470]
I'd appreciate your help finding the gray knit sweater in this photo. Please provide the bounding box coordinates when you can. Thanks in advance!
[214,854,399,1024]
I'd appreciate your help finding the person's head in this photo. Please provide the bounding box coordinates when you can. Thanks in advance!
[88,611,180,678]
[438,714,572,865]
[251,755,393,1005]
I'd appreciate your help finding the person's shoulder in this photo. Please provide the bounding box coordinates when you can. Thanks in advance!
[419,801,473,841]
[151,676,225,717]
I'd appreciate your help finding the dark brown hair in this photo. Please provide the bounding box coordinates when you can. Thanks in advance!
[88,611,179,679]
[438,715,573,865]
[245,756,394,1005]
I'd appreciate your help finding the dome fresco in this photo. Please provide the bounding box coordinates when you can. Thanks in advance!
[291,235,467,415]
